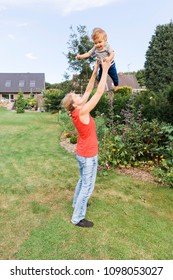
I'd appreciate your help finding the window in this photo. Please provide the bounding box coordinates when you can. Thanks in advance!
[5,80,11,87]
[10,94,14,100]
[30,81,36,87]
[2,94,9,100]
[19,80,25,87]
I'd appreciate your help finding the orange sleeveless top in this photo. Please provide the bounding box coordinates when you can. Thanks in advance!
[72,109,98,157]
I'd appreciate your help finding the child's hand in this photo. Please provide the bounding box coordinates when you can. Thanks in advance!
[75,54,81,59]
[104,56,111,62]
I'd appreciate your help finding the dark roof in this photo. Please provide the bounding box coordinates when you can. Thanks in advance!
[107,73,140,90]
[0,73,45,93]
[118,73,140,88]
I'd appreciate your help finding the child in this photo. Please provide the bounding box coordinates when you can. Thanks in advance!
[75,27,119,91]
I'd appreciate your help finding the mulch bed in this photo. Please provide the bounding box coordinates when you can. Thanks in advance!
[115,167,155,183]
[60,135,76,154]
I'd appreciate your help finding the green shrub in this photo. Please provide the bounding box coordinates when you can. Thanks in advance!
[57,112,74,132]
[115,86,132,95]
[44,89,65,112]
[26,94,38,110]
[91,89,110,117]
[16,90,26,113]
[98,119,173,172]
[70,134,78,144]
[134,88,173,124]
[98,97,173,183]
[153,158,173,188]
[91,88,132,121]
[95,114,108,141]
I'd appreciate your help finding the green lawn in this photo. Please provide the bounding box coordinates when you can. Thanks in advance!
[0,107,173,260]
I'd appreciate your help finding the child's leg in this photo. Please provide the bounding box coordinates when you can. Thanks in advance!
[97,65,102,82]
[108,64,119,91]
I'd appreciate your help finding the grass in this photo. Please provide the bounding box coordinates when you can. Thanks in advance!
[0,107,173,260]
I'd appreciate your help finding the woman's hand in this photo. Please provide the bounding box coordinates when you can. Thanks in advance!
[101,59,111,72]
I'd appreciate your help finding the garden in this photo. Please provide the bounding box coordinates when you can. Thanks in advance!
[1,21,173,260]
[0,107,173,260]
[58,85,173,188]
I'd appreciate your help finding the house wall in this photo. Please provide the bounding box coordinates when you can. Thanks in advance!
[0,92,44,110]
[0,92,40,102]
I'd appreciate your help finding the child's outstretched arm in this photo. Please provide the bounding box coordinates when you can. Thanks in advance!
[75,52,91,59]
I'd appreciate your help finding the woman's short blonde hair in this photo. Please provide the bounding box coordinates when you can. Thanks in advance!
[91,27,107,41]
[61,93,75,115]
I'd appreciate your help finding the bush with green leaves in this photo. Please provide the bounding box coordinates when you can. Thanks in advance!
[57,111,75,133]
[152,124,173,187]
[25,93,38,110]
[134,87,173,124]
[91,87,132,120]
[95,114,109,141]
[99,119,173,162]
[98,96,173,187]
[70,134,78,144]
[43,89,65,112]
[90,89,110,118]
[153,158,173,188]
[57,87,173,187]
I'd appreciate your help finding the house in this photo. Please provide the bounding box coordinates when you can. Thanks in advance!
[0,73,45,102]
[106,73,141,92]
[72,72,141,94]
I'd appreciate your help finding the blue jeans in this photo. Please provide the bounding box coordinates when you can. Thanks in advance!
[71,153,98,224]
[98,62,119,86]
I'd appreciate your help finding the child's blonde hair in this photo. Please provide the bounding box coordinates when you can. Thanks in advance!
[61,93,74,115]
[91,27,107,42]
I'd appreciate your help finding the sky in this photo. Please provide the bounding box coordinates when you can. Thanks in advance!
[0,0,173,84]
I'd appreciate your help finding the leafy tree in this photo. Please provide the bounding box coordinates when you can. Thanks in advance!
[136,69,146,87]
[64,25,95,82]
[57,80,73,93]
[16,90,26,113]
[144,21,173,91]
[45,82,56,89]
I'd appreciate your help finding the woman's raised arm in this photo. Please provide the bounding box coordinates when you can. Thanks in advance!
[80,61,99,104]
[80,60,111,115]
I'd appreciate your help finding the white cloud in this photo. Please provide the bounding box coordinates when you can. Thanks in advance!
[60,0,119,15]
[25,52,38,60]
[0,0,119,14]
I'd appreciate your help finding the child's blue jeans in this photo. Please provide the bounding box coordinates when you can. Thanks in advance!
[98,62,119,86]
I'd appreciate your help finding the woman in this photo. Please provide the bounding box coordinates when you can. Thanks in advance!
[62,60,111,227]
